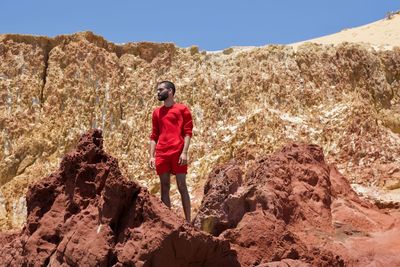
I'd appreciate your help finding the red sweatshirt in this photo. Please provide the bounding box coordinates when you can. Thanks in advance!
[150,103,193,157]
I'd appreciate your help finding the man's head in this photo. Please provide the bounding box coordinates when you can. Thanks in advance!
[156,81,175,101]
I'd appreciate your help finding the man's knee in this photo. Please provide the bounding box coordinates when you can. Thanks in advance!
[159,173,171,189]
[161,182,170,192]
[176,174,187,192]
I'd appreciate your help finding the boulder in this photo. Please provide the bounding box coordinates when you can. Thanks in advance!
[0,129,239,267]
[195,143,400,266]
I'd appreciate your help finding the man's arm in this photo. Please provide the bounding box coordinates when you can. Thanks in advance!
[149,110,159,169]
[179,135,191,165]
[179,106,193,165]
[149,140,157,169]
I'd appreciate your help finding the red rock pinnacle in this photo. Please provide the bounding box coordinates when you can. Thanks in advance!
[0,129,239,267]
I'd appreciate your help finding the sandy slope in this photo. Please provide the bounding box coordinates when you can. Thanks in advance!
[291,13,400,49]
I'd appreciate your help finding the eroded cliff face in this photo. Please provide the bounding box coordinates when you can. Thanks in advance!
[1,31,400,229]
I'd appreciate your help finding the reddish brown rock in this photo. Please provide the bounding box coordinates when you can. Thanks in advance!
[2,33,400,231]
[193,162,244,236]
[194,143,400,266]
[0,129,239,267]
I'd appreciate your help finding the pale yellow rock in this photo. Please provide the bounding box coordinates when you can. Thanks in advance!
[0,30,400,230]
[292,13,400,49]
[385,180,400,190]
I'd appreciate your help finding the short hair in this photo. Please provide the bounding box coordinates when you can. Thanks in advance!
[158,81,176,95]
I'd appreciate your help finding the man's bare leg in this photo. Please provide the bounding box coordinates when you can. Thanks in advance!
[176,173,191,223]
[159,172,171,208]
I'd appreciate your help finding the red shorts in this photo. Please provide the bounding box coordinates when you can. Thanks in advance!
[155,152,188,175]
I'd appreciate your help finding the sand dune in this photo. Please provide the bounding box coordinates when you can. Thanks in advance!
[292,12,400,49]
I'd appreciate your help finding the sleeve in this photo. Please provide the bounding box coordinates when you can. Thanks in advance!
[150,110,159,142]
[182,106,193,137]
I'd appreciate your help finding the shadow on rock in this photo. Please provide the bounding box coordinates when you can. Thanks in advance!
[194,143,400,266]
[0,129,239,267]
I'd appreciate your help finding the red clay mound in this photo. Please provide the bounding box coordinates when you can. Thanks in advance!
[194,143,400,266]
[0,129,239,267]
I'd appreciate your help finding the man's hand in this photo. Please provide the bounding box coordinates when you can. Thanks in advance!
[179,152,188,165]
[149,157,156,169]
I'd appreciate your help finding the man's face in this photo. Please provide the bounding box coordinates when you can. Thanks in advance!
[156,85,170,101]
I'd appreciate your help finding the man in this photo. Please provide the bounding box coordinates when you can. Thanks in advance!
[149,81,193,223]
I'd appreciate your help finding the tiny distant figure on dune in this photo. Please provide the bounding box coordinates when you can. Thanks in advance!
[149,81,193,223]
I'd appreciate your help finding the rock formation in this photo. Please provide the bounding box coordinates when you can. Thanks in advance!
[1,132,399,266]
[0,129,239,267]
[0,27,400,230]
[194,143,400,266]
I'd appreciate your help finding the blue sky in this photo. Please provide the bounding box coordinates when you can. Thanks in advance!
[1,1,398,51]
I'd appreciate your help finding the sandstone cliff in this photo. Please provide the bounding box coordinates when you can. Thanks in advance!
[1,29,400,229]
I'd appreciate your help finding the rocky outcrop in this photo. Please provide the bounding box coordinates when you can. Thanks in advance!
[1,32,400,230]
[194,143,400,266]
[0,129,239,266]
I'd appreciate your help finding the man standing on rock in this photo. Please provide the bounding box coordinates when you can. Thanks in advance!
[149,81,193,223]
